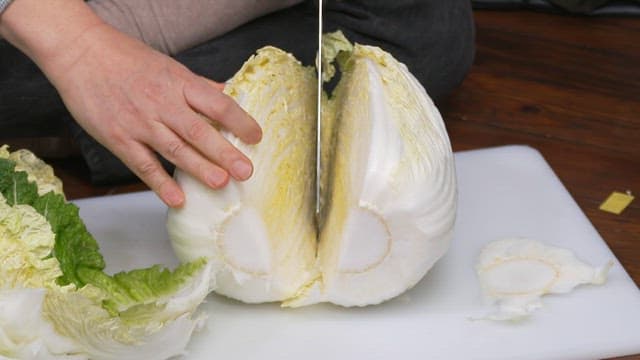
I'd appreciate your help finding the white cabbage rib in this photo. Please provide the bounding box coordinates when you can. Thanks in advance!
[167,47,319,303]
[0,269,211,360]
[167,34,457,307]
[40,264,212,360]
[0,289,82,360]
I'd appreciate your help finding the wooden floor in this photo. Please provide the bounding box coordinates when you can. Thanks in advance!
[26,9,640,359]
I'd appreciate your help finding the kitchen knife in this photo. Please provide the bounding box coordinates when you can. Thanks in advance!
[316,0,323,215]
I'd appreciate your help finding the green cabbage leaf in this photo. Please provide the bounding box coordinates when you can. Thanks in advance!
[0,147,211,360]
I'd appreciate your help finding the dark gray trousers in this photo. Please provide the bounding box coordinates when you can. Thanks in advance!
[0,0,475,184]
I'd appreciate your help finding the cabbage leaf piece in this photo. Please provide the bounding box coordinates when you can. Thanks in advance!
[0,152,103,287]
[0,148,212,360]
[476,238,612,321]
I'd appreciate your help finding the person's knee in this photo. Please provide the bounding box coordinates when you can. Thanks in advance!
[409,0,475,101]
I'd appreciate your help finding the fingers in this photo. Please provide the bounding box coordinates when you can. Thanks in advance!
[112,114,253,208]
[115,141,185,208]
[183,76,262,144]
[159,110,253,182]
[115,74,257,204]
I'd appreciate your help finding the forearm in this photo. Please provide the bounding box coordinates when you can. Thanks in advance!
[0,0,105,78]
[87,0,303,55]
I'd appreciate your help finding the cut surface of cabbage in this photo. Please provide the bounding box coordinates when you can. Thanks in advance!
[167,47,319,303]
[167,33,457,307]
[476,237,612,321]
[288,37,457,307]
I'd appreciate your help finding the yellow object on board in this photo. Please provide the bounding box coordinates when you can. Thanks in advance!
[599,191,634,215]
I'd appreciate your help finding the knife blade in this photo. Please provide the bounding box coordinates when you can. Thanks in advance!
[316,0,323,215]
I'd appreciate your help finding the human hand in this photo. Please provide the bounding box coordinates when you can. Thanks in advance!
[0,0,262,208]
[51,24,262,207]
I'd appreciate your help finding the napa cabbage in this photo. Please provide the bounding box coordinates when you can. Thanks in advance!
[167,32,457,307]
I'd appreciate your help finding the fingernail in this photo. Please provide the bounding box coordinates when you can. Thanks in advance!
[208,169,228,188]
[165,190,184,208]
[232,160,252,180]
[252,128,263,143]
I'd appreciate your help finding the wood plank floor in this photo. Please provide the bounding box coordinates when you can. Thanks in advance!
[9,8,638,359]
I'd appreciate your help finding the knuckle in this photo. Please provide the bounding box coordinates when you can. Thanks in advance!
[109,127,129,148]
[136,160,160,179]
[216,144,238,165]
[186,120,209,142]
[210,95,233,119]
[139,79,167,103]
[184,76,201,92]
[166,139,185,159]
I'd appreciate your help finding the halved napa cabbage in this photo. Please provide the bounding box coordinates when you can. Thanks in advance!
[289,32,457,306]
[167,47,319,303]
[167,32,456,307]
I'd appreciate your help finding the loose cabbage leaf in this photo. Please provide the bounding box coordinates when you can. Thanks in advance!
[0,148,211,359]
[0,157,105,287]
[78,259,207,315]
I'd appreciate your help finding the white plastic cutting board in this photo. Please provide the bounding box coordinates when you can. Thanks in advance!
[73,145,640,360]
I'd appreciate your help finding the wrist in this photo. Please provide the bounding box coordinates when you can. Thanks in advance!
[0,0,105,74]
